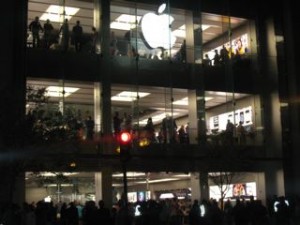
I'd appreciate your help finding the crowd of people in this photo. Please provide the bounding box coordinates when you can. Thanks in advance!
[113,112,189,145]
[28,16,99,53]
[1,195,299,225]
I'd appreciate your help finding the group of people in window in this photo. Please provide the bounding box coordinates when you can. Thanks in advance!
[28,16,98,53]
[209,119,255,146]
[113,112,190,145]
[28,16,187,62]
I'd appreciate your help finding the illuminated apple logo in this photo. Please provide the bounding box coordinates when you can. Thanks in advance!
[140,3,176,50]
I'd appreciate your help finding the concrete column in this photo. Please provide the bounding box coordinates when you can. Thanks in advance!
[13,172,26,207]
[256,17,282,157]
[282,0,300,198]
[0,0,27,205]
[95,168,113,209]
[255,172,266,204]
[188,90,206,145]
[264,162,285,199]
[94,82,101,132]
[190,173,201,201]
[199,172,209,200]
[94,0,110,58]
[94,0,112,154]
[187,5,206,145]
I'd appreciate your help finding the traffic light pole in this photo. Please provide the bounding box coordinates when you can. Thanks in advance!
[122,161,128,206]
[118,131,131,207]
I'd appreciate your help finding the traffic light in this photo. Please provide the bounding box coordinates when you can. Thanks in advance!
[118,131,132,162]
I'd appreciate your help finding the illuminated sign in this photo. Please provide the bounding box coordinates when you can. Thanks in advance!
[140,3,176,50]
[208,106,253,133]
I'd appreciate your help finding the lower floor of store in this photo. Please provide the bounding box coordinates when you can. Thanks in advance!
[25,171,284,208]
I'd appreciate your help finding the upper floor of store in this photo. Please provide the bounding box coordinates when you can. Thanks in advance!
[26,0,268,92]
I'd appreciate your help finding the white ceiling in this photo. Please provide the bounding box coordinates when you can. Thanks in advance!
[27,79,248,124]
[25,171,192,188]
[27,0,246,45]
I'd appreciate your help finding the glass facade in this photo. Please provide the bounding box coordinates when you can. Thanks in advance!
[26,0,262,148]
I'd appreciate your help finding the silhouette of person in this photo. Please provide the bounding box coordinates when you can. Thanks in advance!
[213,49,221,66]
[72,20,83,52]
[59,19,70,52]
[162,114,177,143]
[91,26,99,54]
[113,112,122,135]
[43,19,54,49]
[179,39,187,63]
[236,121,246,144]
[85,116,95,140]
[124,30,136,57]
[110,31,118,56]
[145,117,155,142]
[178,125,186,144]
[203,54,211,66]
[97,200,111,225]
[220,45,229,64]
[29,16,43,48]
[225,119,235,144]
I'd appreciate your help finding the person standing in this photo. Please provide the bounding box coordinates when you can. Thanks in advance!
[236,121,246,145]
[43,19,54,49]
[72,20,83,52]
[225,119,235,145]
[113,112,122,135]
[59,19,70,52]
[85,116,95,140]
[179,39,187,63]
[29,16,43,48]
[91,26,99,54]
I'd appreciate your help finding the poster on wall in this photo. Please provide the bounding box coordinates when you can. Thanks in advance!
[205,33,249,64]
[209,182,256,201]
[208,106,252,133]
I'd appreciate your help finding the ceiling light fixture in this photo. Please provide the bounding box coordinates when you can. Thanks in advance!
[46,86,79,97]
[110,14,141,31]
[111,91,150,102]
[173,97,213,106]
[173,24,210,38]
[40,5,80,22]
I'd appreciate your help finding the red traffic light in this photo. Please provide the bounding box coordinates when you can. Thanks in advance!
[119,131,132,144]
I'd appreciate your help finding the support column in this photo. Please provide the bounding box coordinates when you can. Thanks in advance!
[95,168,113,209]
[13,172,26,207]
[190,173,200,201]
[188,90,206,145]
[257,17,282,157]
[0,0,27,205]
[187,5,206,145]
[94,0,112,155]
[199,172,209,200]
[94,82,101,133]
[264,163,285,199]
[190,172,209,201]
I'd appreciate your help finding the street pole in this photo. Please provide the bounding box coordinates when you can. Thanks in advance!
[122,162,128,207]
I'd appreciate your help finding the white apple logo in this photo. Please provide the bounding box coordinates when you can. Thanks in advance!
[140,3,176,50]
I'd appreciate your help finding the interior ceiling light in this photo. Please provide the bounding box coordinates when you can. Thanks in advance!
[110,14,141,31]
[136,178,180,184]
[113,172,146,177]
[173,97,213,106]
[40,5,80,22]
[111,91,150,102]
[173,24,210,38]
[46,86,79,97]
[138,112,179,125]
[159,193,175,199]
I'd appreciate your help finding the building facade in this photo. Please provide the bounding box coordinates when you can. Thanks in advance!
[0,0,299,214]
